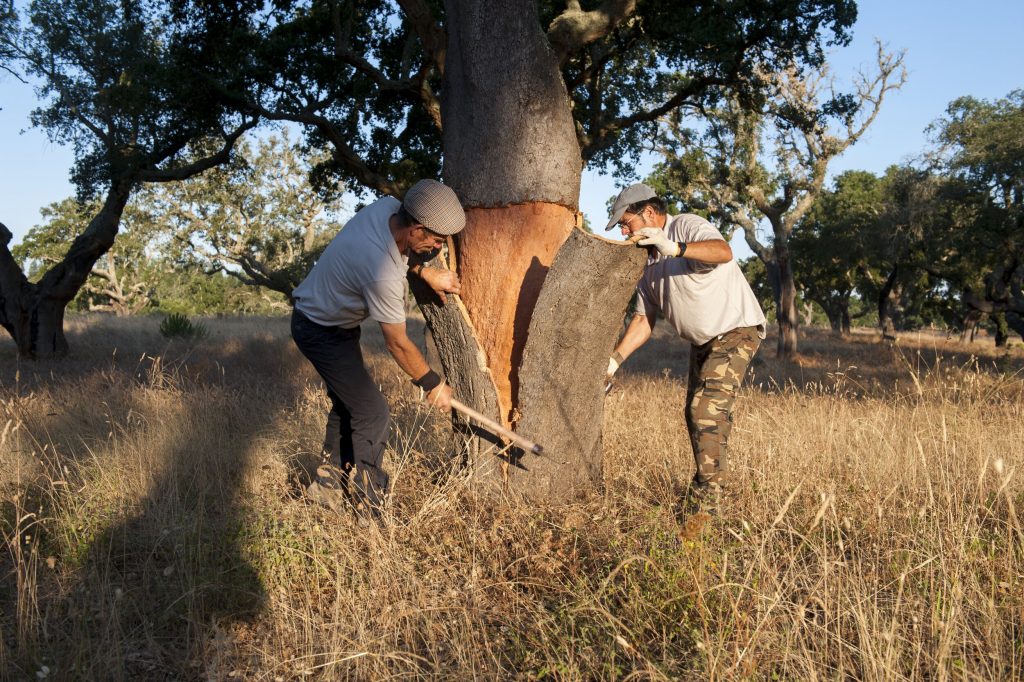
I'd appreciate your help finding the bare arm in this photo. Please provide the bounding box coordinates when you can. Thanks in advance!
[680,239,733,264]
[379,321,452,410]
[613,312,655,363]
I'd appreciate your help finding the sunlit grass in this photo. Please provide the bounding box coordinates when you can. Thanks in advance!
[1,315,1022,679]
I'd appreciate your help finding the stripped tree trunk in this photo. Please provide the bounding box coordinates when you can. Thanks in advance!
[417,0,647,501]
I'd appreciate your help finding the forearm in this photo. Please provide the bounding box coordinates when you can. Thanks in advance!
[613,313,654,361]
[677,239,733,264]
[381,324,432,380]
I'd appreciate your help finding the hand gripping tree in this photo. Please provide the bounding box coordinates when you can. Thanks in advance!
[188,0,857,500]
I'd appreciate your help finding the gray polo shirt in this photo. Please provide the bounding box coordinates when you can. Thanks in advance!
[293,196,408,328]
[635,213,766,345]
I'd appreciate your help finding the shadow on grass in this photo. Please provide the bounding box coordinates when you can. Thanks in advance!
[0,315,309,679]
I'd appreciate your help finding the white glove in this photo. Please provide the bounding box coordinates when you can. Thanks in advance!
[635,227,681,257]
[607,356,620,377]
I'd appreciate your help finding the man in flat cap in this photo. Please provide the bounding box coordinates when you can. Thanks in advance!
[605,183,766,510]
[291,178,464,520]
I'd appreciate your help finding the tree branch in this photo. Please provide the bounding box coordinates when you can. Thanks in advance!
[136,119,257,182]
[547,0,637,65]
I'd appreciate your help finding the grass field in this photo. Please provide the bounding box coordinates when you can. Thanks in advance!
[2,315,1022,680]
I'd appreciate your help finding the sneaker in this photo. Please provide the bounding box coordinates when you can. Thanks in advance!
[316,464,349,493]
[304,479,348,515]
[680,482,724,517]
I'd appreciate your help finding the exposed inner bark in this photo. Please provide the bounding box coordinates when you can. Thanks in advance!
[414,226,647,500]
[456,203,574,424]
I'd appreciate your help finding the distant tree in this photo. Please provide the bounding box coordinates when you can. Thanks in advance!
[13,198,162,316]
[652,43,905,358]
[148,132,344,300]
[0,0,254,356]
[793,170,884,335]
[929,90,1024,342]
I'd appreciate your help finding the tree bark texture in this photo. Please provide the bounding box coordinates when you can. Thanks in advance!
[775,253,799,358]
[514,229,646,499]
[426,0,647,500]
[0,180,132,357]
[442,0,581,208]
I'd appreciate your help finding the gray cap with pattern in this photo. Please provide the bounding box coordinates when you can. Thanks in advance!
[605,182,658,231]
[402,179,466,236]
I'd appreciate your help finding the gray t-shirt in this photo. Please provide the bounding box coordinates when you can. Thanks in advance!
[635,213,766,345]
[293,196,408,328]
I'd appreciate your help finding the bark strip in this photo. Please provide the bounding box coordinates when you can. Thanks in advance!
[513,229,647,500]
[408,255,504,471]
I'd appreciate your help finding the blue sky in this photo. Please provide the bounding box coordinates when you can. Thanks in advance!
[3,0,1023,251]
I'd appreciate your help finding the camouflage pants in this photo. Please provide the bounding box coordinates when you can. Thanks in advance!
[685,325,761,488]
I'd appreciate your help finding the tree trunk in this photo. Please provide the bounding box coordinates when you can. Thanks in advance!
[0,180,133,357]
[427,0,647,500]
[993,312,1009,347]
[824,302,848,336]
[878,264,899,341]
[801,299,814,327]
[775,249,799,358]
[959,308,982,343]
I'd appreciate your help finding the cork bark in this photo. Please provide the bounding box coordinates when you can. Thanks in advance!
[513,229,647,500]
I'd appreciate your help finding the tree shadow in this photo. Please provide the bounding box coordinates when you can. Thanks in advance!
[0,315,309,679]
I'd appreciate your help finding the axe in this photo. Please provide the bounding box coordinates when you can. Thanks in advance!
[450,398,545,456]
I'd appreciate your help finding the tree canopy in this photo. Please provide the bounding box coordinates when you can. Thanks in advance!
[174,0,859,199]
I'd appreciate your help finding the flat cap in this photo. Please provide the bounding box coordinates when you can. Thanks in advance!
[605,182,658,231]
[402,179,466,236]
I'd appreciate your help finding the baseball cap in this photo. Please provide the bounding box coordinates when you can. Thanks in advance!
[402,179,466,236]
[605,183,658,231]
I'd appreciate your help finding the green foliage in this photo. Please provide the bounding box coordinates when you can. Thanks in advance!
[159,312,208,340]
[147,131,343,299]
[172,0,857,195]
[8,0,241,195]
[150,268,287,316]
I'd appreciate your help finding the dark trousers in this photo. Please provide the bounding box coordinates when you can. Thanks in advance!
[290,309,390,508]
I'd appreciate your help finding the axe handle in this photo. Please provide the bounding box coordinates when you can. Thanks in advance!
[450,399,544,456]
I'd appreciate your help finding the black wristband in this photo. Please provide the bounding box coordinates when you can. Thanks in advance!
[413,369,442,392]
[676,241,687,257]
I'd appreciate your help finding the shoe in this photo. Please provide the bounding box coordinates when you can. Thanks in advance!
[680,482,724,517]
[304,479,348,515]
[316,464,349,492]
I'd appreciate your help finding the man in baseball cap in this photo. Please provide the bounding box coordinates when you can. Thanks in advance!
[290,178,465,521]
[604,183,766,513]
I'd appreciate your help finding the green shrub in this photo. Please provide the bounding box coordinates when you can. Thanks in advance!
[159,312,208,340]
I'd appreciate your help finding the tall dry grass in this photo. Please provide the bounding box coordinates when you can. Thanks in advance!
[1,315,1021,680]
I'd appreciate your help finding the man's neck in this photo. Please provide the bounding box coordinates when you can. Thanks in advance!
[389,213,411,253]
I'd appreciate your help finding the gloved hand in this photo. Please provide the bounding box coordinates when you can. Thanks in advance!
[607,355,620,378]
[635,227,681,257]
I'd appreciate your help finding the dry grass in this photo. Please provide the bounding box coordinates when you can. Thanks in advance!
[1,315,1022,680]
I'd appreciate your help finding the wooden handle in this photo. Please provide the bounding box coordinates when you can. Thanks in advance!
[450,399,544,456]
